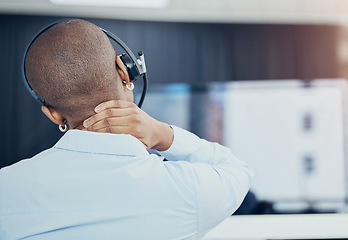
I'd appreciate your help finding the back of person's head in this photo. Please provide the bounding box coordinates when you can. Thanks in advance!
[25,19,124,122]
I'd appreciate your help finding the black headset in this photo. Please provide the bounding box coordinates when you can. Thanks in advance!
[22,20,148,108]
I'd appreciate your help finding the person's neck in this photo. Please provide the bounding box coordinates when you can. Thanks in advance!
[65,108,96,131]
[66,118,86,131]
[73,123,84,130]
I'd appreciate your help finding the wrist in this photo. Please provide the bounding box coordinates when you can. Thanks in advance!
[152,122,174,151]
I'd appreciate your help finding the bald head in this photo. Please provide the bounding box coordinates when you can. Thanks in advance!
[25,19,122,119]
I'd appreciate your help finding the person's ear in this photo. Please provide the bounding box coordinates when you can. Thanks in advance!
[41,105,66,125]
[115,55,134,103]
[115,55,130,84]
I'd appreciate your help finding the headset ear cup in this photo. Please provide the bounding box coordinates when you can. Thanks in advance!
[119,53,140,81]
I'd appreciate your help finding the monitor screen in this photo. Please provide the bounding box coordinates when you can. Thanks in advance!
[213,79,347,213]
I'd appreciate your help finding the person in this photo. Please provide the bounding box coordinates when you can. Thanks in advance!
[0,19,252,240]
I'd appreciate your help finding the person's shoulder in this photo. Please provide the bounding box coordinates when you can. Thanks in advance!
[0,148,54,177]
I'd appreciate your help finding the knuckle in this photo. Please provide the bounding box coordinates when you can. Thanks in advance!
[103,118,110,126]
[131,108,138,115]
[111,100,119,107]
[106,109,113,117]
[133,115,141,124]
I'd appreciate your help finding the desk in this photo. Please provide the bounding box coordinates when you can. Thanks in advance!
[203,214,348,240]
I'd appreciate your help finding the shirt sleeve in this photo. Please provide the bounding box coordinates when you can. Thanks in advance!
[158,125,253,238]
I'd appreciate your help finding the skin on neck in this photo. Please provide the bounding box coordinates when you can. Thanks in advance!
[41,56,134,131]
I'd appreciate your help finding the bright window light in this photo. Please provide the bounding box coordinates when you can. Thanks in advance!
[50,0,169,9]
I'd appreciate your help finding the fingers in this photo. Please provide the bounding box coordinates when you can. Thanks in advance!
[84,100,138,128]
[94,100,134,113]
[83,99,145,137]
[83,108,131,128]
[85,115,131,132]
[90,125,133,135]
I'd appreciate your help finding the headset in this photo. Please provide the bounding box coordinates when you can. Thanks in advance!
[22,20,148,108]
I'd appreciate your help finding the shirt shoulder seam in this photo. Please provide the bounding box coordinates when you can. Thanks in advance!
[53,147,137,157]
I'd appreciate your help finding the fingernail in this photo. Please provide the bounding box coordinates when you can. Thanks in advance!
[95,105,102,113]
[83,120,90,128]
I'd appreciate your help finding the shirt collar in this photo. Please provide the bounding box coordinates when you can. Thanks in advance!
[54,130,149,157]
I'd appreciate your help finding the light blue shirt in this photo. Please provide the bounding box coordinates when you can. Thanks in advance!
[0,126,252,240]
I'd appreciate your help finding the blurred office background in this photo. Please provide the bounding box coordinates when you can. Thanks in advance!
[1,0,348,217]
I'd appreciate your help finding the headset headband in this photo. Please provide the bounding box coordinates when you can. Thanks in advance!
[22,20,147,107]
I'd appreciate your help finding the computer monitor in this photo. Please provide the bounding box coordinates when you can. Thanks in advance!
[210,79,348,213]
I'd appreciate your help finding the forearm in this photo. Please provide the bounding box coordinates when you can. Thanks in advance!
[158,125,252,235]
[158,125,244,165]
